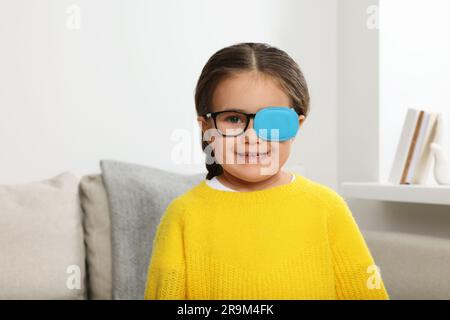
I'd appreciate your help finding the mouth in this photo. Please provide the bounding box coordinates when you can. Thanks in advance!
[235,151,271,162]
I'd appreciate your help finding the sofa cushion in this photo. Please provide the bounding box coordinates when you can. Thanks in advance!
[363,229,450,300]
[100,159,204,299]
[0,172,86,299]
[79,174,112,300]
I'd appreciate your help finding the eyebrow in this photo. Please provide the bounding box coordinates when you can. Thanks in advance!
[216,107,271,113]
[224,108,248,113]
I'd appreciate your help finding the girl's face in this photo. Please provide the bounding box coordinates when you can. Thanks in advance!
[198,71,305,182]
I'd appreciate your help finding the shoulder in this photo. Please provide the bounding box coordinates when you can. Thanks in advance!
[162,182,205,222]
[298,176,350,214]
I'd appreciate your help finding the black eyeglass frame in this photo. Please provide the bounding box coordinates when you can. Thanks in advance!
[202,107,301,137]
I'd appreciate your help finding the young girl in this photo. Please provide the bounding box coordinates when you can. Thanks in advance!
[144,42,389,300]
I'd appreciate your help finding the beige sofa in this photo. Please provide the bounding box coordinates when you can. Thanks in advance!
[1,169,449,299]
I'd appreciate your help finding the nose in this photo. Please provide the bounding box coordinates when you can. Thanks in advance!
[244,118,259,144]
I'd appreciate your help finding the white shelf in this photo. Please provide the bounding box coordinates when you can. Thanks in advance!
[340,182,450,206]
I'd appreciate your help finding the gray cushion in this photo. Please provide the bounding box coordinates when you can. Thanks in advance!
[0,172,86,299]
[79,174,112,300]
[363,229,450,300]
[99,159,205,299]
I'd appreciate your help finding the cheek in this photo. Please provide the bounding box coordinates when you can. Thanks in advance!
[212,138,292,166]
[210,137,235,163]
[268,141,291,162]
[278,141,291,155]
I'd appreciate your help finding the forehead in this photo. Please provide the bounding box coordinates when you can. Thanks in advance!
[212,71,291,113]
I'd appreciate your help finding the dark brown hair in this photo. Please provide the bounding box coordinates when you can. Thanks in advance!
[194,42,310,180]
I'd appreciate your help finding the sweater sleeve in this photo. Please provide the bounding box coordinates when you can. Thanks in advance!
[327,194,390,300]
[144,200,186,300]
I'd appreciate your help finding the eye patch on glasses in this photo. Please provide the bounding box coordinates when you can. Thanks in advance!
[203,106,300,141]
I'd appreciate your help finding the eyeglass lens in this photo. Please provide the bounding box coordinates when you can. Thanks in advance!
[215,111,249,136]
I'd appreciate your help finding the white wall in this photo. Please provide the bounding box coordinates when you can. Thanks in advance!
[0,0,338,186]
[379,0,450,184]
[338,0,450,240]
[337,0,380,186]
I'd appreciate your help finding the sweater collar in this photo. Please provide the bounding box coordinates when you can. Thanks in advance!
[191,172,309,202]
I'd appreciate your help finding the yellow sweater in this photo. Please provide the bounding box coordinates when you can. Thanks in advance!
[144,173,389,300]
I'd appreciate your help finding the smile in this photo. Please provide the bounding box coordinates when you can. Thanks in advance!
[235,151,271,161]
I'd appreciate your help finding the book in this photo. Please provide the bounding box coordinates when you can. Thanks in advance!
[411,113,440,184]
[389,109,440,185]
[404,111,429,184]
[389,108,420,184]
[400,110,425,184]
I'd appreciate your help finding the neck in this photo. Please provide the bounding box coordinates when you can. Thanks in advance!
[216,169,291,192]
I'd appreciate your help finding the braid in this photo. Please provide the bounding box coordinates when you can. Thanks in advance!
[202,139,223,180]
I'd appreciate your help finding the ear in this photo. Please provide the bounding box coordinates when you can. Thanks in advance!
[298,115,306,128]
[198,116,215,144]
[290,115,306,142]
[197,116,209,132]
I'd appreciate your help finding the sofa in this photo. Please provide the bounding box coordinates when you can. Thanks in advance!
[1,159,449,300]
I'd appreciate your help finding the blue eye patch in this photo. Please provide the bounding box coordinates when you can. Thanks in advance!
[254,107,300,141]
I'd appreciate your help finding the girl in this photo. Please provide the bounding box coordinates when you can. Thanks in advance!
[144,42,389,300]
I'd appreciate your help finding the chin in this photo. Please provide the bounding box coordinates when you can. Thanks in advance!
[226,166,274,182]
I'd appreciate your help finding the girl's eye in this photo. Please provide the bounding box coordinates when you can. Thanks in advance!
[225,116,242,123]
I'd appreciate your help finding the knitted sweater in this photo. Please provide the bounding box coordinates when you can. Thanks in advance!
[144,173,389,300]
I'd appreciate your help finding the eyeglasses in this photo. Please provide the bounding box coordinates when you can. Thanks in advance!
[202,106,301,141]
